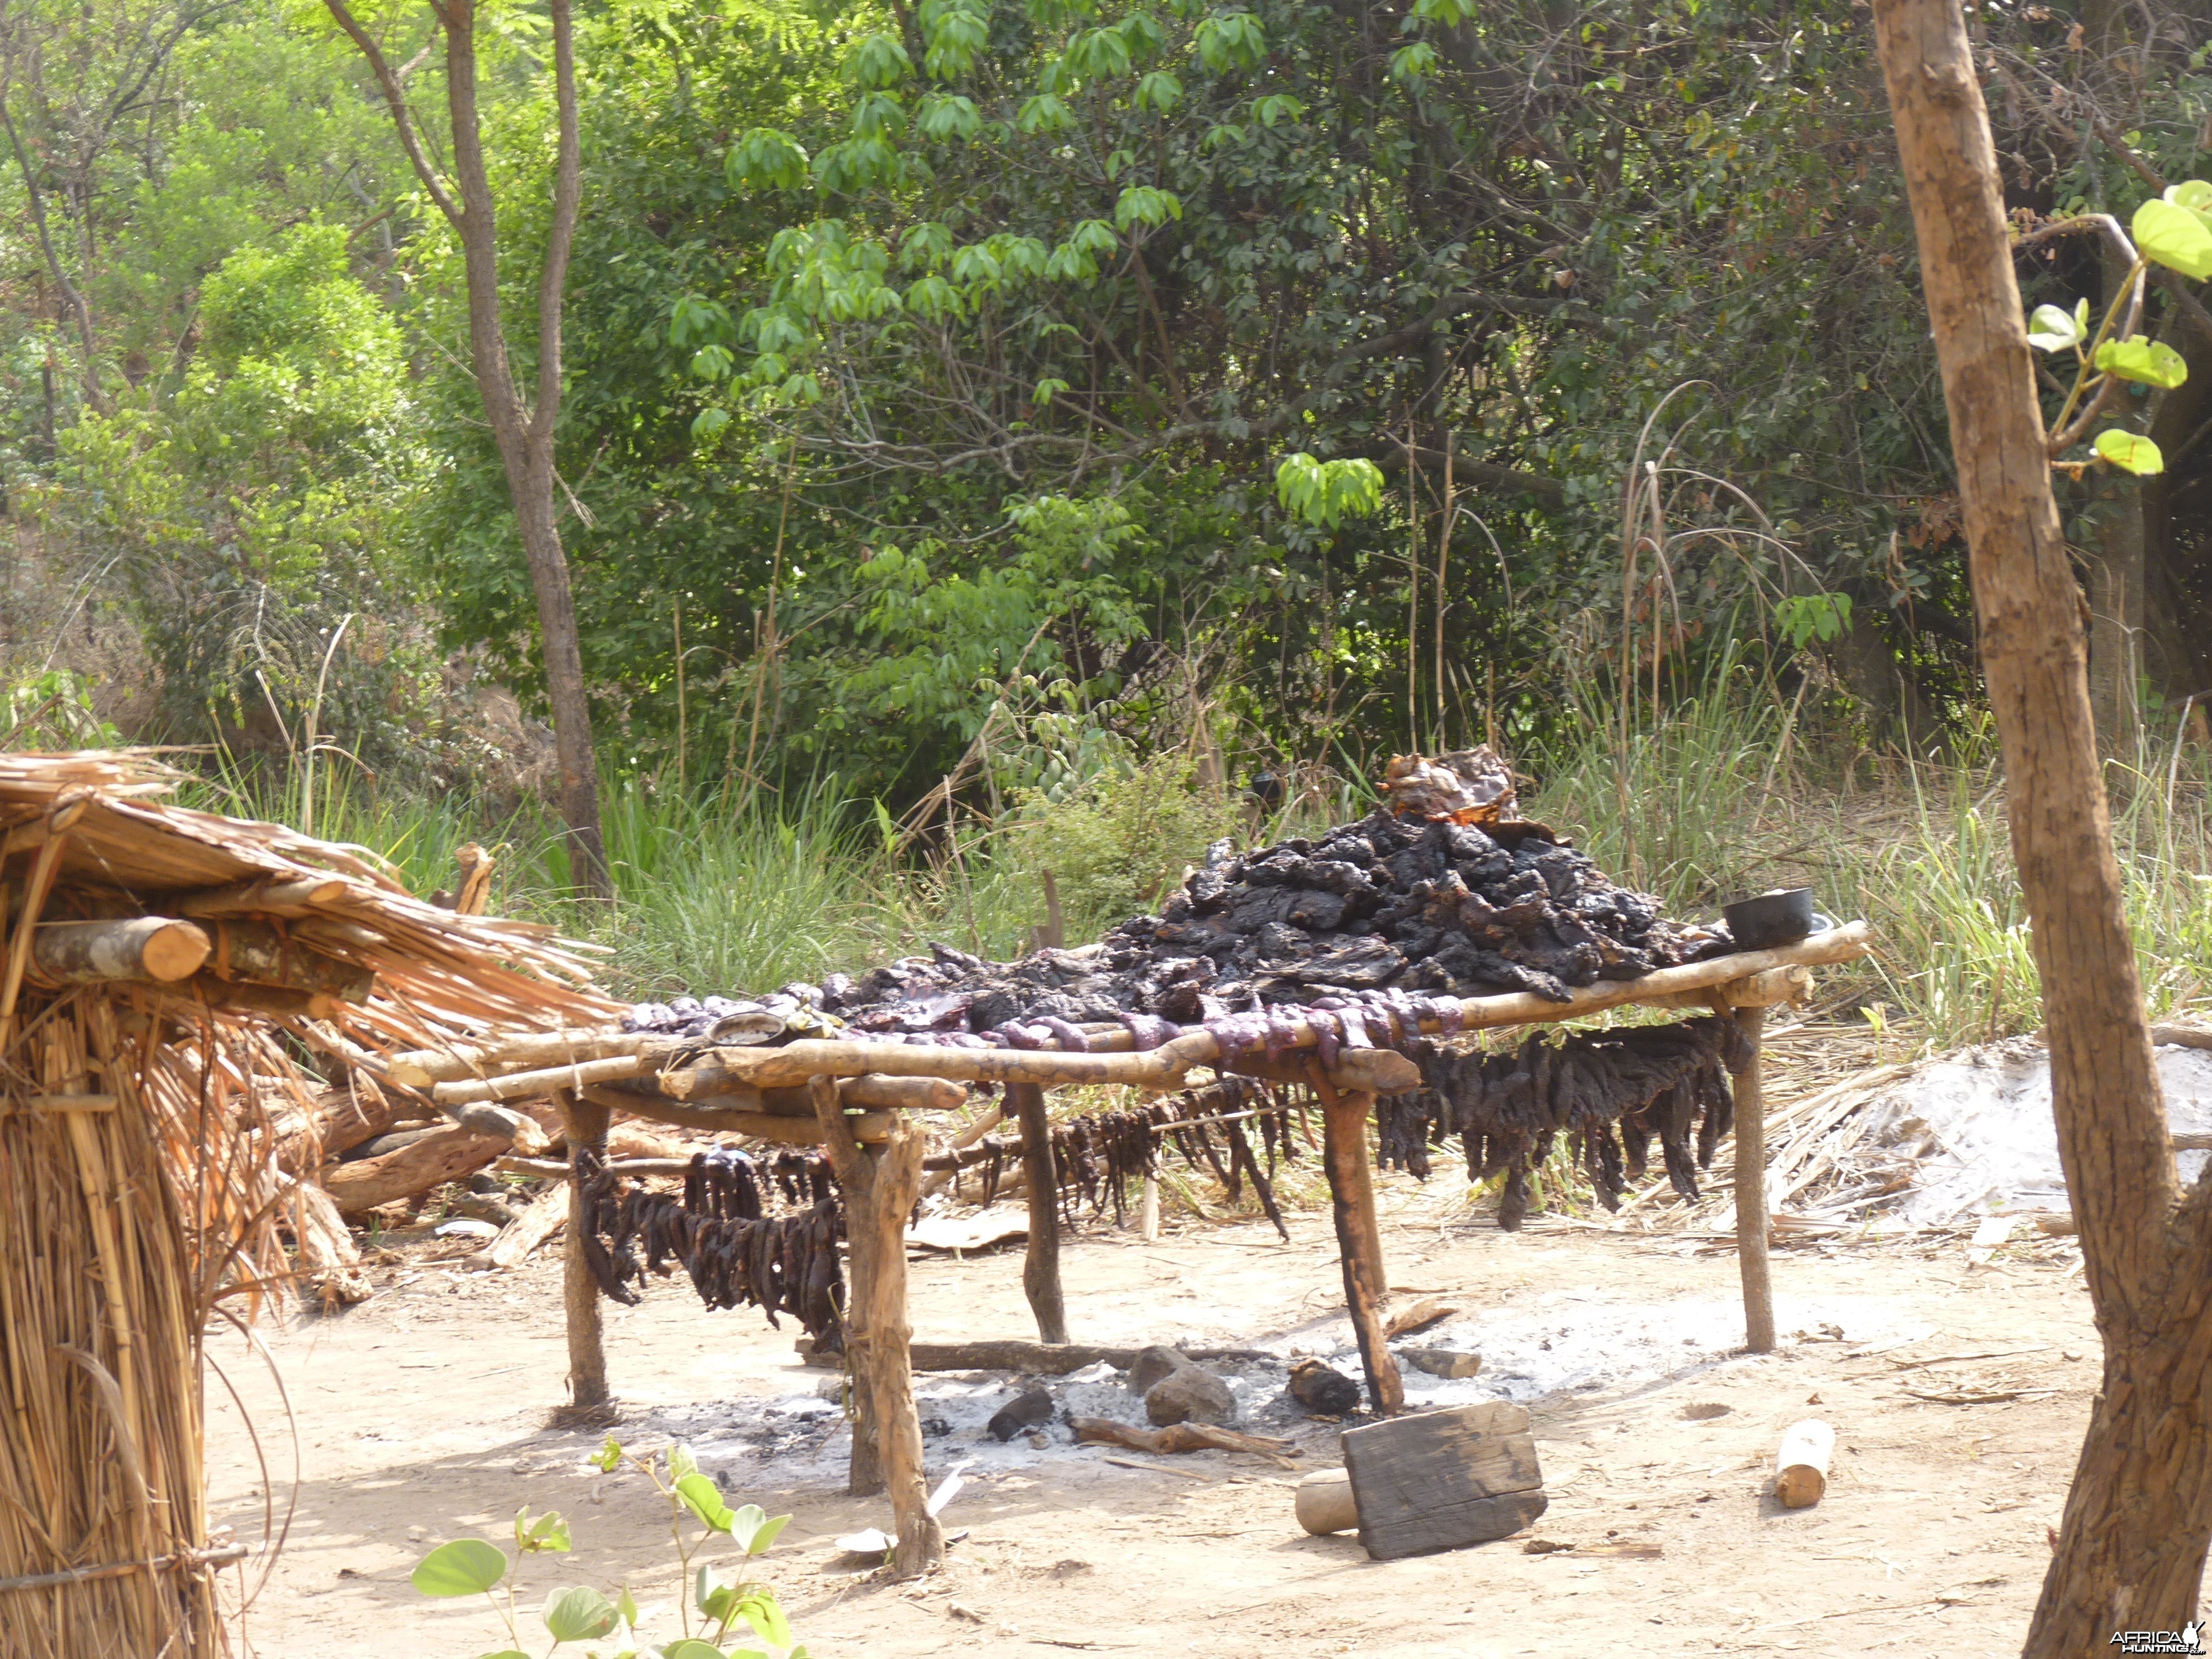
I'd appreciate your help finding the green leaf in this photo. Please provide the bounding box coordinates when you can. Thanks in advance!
[514,1507,573,1554]
[2093,333,2189,388]
[2166,179,2212,220]
[727,1505,792,1557]
[2094,427,2164,474]
[2025,302,2081,352]
[411,1539,509,1598]
[695,1562,737,1623]
[738,1592,795,1648]
[542,1585,620,1643]
[1033,377,1070,406]
[690,406,731,442]
[2133,198,2212,280]
[665,1444,700,1484]
[474,1651,530,1658]
[676,1472,734,1533]
[591,1436,624,1474]
[615,1584,640,1627]
[660,1644,731,1659]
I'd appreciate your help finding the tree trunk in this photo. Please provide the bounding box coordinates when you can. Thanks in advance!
[1870,6,2203,1651]
[320,0,608,895]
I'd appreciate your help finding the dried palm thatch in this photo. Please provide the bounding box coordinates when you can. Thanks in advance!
[0,752,614,1657]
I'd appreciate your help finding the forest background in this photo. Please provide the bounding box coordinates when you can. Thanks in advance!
[2,0,2208,1042]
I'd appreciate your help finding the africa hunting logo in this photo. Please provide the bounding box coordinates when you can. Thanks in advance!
[2110,1622,2206,1655]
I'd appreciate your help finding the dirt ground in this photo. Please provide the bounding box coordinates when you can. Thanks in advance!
[200,1155,2134,1659]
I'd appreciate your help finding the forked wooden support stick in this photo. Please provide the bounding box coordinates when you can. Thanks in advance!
[809,1079,942,1580]
[1006,1081,1068,1344]
[1307,1061,1403,1416]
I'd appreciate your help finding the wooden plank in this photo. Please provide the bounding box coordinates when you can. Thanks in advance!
[1342,1402,1547,1561]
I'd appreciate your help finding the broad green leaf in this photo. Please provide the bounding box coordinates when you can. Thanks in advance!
[666,1444,700,1483]
[660,1644,731,1659]
[411,1538,508,1598]
[2025,302,2081,352]
[691,406,731,442]
[2133,198,2212,280]
[2093,334,2189,388]
[676,1472,734,1532]
[616,1584,640,1627]
[474,1651,529,1658]
[731,1506,792,1557]
[2167,179,2212,211]
[738,1592,795,1648]
[591,1436,624,1474]
[2095,427,2165,474]
[543,1585,620,1643]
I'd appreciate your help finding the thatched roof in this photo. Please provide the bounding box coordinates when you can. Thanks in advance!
[0,750,615,1041]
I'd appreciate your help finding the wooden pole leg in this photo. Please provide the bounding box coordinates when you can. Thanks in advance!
[1730,1006,1776,1354]
[1310,1070,1403,1416]
[1008,1081,1068,1344]
[812,1082,945,1579]
[554,1088,612,1409]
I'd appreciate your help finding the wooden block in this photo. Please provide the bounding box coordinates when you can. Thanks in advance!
[1342,1402,1547,1561]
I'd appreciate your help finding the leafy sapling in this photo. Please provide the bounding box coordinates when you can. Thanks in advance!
[407,1437,801,1659]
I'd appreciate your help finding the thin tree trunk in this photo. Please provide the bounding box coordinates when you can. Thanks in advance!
[321,0,608,894]
[1870,6,2204,1651]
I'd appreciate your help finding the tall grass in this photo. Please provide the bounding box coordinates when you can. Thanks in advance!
[1531,688,2212,1050]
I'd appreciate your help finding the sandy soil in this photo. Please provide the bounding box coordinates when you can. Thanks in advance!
[206,1171,2115,1659]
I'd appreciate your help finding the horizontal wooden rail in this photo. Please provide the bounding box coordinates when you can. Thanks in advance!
[392,923,1873,1100]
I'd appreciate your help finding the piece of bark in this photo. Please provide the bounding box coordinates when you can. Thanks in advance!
[1342,1401,1546,1561]
[32,917,210,984]
[1067,1416,1298,1463]
[1296,1468,1358,1536]
[271,1077,408,1176]
[286,1178,372,1306]
[324,1125,514,1214]
[468,1182,568,1270]
[1774,1418,1834,1509]
[1385,1297,1457,1339]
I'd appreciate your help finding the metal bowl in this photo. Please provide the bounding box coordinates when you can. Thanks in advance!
[1722,887,1817,951]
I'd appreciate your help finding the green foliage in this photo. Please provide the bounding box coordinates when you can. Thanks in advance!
[408,1439,802,1658]
[1005,753,1241,942]
[1274,455,1384,530]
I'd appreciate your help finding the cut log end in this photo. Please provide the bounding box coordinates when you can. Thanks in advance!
[1773,1418,1833,1510]
[34,917,211,984]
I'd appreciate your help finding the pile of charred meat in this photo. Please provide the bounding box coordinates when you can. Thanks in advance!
[946,1077,1304,1240]
[580,1147,847,1343]
[795,750,1730,1049]
[1388,1014,1754,1228]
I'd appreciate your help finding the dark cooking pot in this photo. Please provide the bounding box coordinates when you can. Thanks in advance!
[1722,887,1817,951]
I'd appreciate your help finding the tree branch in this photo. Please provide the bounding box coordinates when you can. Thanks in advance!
[529,0,580,447]
[0,81,98,405]
[319,0,463,228]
